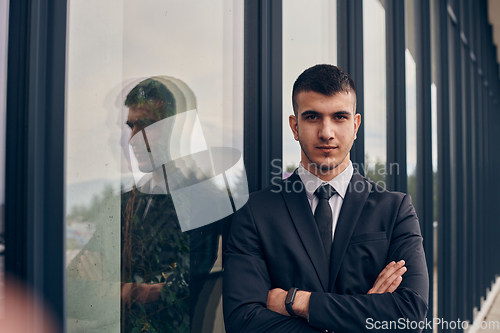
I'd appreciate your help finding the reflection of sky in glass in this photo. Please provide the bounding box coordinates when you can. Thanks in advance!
[431,83,438,172]
[363,0,386,169]
[66,0,243,207]
[406,49,417,176]
[282,0,337,175]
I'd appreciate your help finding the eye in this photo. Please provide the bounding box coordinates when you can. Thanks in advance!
[335,115,348,120]
[306,115,318,120]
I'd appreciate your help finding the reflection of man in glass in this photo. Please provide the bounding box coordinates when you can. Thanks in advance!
[120,78,219,332]
[126,79,175,179]
[67,78,219,333]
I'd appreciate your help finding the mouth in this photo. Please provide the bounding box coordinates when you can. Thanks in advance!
[316,146,338,153]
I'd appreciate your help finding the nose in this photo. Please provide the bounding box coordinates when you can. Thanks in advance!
[319,119,335,141]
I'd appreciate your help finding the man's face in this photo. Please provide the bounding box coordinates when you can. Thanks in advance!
[289,90,360,180]
[126,107,161,171]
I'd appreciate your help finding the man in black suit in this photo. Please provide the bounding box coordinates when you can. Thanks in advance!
[223,65,429,332]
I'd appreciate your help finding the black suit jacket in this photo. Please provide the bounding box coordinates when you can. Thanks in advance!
[223,170,429,332]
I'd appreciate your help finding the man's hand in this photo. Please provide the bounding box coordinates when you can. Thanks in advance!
[121,282,166,304]
[367,260,407,294]
[267,288,311,318]
[267,288,288,316]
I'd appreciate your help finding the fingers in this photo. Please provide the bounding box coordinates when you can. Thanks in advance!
[386,275,403,293]
[378,265,406,293]
[368,260,407,294]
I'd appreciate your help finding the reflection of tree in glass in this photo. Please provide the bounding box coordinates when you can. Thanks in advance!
[66,184,118,252]
[286,164,297,173]
[364,154,386,187]
[67,184,118,223]
[66,171,220,333]
[407,170,417,211]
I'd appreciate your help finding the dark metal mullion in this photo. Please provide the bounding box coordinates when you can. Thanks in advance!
[244,1,261,193]
[477,5,486,302]
[459,17,471,326]
[336,0,364,170]
[5,0,30,283]
[259,0,282,190]
[414,1,433,330]
[5,0,67,332]
[479,1,488,301]
[495,64,500,282]
[385,0,407,193]
[461,0,475,320]
[243,0,282,193]
[446,12,459,327]
[450,4,466,323]
[469,53,478,321]
[484,24,493,292]
[459,0,473,321]
[485,21,492,294]
[435,0,453,328]
[473,0,484,313]
[487,25,496,291]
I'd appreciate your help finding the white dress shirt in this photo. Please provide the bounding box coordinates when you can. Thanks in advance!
[297,161,354,240]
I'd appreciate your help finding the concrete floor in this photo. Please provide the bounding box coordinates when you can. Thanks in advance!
[476,291,500,333]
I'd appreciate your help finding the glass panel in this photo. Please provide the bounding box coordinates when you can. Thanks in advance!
[430,0,438,326]
[65,1,244,332]
[405,0,417,208]
[0,0,9,319]
[363,0,387,186]
[282,0,337,177]
[405,50,417,204]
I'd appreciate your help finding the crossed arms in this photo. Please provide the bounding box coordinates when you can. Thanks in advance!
[266,260,408,319]
[223,194,429,333]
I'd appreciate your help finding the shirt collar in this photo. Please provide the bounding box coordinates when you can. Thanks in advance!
[297,161,353,200]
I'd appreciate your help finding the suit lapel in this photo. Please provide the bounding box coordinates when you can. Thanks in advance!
[281,172,329,291]
[329,170,372,291]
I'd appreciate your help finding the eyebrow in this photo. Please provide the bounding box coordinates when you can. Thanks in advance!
[300,110,352,117]
[332,111,352,116]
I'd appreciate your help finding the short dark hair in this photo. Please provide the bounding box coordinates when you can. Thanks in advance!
[125,78,176,119]
[292,64,356,114]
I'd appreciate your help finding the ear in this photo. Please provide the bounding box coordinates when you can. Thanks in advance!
[353,113,361,140]
[289,115,299,141]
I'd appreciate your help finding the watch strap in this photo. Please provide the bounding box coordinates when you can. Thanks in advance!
[285,287,299,317]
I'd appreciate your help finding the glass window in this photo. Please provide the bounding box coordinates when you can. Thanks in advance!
[0,0,9,319]
[65,1,244,332]
[405,0,417,207]
[363,0,387,186]
[282,0,337,177]
[430,0,438,322]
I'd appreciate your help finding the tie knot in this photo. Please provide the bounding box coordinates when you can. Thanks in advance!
[314,184,336,200]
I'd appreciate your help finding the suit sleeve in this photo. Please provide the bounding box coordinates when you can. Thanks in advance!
[223,202,322,333]
[307,194,429,332]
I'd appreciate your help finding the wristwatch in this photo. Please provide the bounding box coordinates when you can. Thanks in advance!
[285,287,300,316]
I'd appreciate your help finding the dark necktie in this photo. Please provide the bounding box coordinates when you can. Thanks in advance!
[314,184,336,262]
